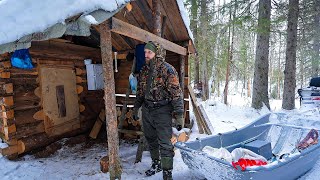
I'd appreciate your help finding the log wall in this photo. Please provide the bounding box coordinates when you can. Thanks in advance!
[0,39,190,158]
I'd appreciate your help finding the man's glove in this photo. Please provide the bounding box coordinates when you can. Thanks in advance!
[175,114,184,131]
[132,108,139,120]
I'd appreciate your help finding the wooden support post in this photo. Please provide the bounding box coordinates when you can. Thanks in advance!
[100,20,122,179]
[111,17,187,55]
[152,0,161,36]
[180,55,185,93]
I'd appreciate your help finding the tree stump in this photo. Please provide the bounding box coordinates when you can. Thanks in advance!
[100,156,109,173]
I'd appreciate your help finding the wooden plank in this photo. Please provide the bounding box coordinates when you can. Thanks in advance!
[56,85,66,118]
[188,85,206,134]
[111,17,187,55]
[198,104,214,134]
[89,109,105,139]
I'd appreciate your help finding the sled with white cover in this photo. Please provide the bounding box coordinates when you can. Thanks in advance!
[175,113,320,180]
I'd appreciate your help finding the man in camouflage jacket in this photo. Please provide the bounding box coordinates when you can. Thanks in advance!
[133,41,184,180]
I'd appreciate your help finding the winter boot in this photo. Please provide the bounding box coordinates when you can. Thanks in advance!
[163,169,173,180]
[161,157,173,180]
[145,159,162,176]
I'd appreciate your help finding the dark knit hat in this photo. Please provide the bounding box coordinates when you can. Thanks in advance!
[144,41,156,53]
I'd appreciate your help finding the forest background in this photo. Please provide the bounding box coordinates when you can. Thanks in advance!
[186,0,319,110]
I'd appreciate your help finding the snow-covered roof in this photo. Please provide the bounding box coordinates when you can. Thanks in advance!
[0,0,130,53]
[0,0,194,54]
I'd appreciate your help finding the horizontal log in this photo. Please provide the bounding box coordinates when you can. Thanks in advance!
[118,129,143,136]
[30,40,101,61]
[36,59,84,67]
[111,17,187,55]
[11,77,37,85]
[9,68,38,76]
[0,140,24,156]
[16,122,45,139]
[14,108,42,125]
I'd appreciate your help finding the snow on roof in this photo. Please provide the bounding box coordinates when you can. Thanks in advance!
[0,0,194,53]
[176,0,194,41]
[0,0,129,46]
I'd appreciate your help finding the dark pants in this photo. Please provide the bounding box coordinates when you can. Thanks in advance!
[142,104,174,160]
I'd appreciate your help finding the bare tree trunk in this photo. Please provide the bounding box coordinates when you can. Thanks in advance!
[223,2,236,104]
[190,0,200,84]
[282,0,299,110]
[278,33,282,99]
[100,20,122,180]
[252,0,271,110]
[312,0,320,77]
[152,0,161,36]
[200,0,209,100]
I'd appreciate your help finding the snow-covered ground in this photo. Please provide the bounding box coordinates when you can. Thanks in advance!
[1,94,320,180]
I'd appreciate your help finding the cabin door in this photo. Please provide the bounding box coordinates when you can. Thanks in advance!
[39,66,80,136]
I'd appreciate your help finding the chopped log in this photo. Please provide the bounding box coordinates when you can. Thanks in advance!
[127,117,132,124]
[76,85,83,94]
[132,119,138,127]
[0,71,10,78]
[89,109,106,139]
[171,135,177,145]
[116,107,121,117]
[79,104,85,112]
[33,110,44,120]
[0,61,11,68]
[100,156,109,173]
[1,124,16,134]
[34,87,41,98]
[76,76,87,83]
[0,83,13,94]
[125,109,132,119]
[0,140,24,156]
[177,132,189,142]
[75,68,86,75]
[0,96,14,107]
[0,109,14,120]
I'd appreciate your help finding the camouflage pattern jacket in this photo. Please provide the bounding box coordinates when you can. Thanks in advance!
[134,43,184,115]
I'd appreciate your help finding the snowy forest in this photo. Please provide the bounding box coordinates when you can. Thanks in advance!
[185,0,319,110]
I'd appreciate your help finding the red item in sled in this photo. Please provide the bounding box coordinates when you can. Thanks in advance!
[232,158,267,171]
[297,129,319,151]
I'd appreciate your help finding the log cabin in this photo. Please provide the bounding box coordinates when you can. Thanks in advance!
[0,0,195,165]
